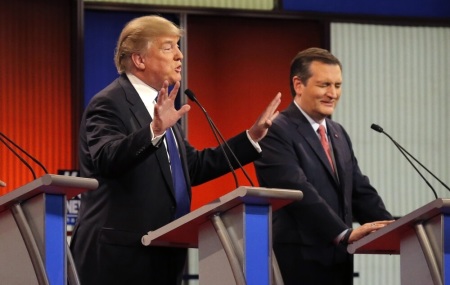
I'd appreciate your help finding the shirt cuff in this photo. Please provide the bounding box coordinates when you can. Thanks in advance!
[335,228,353,245]
[246,130,262,153]
[150,125,165,146]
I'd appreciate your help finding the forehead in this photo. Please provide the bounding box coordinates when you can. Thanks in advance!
[153,35,180,45]
[309,61,342,80]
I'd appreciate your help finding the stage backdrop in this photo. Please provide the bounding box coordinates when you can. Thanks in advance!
[82,10,324,210]
[0,0,75,195]
[185,15,323,209]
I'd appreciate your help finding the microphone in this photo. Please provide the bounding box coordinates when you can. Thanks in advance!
[371,123,450,199]
[184,89,255,187]
[0,132,48,180]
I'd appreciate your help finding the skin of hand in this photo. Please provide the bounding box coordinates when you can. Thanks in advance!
[151,81,191,136]
[248,92,282,142]
[348,220,395,244]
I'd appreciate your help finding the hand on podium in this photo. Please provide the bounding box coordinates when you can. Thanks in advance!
[0,179,6,187]
[349,220,395,244]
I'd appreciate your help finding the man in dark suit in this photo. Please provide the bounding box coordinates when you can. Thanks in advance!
[254,47,394,285]
[70,15,281,285]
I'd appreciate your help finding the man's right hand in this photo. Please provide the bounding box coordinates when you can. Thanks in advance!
[151,81,191,136]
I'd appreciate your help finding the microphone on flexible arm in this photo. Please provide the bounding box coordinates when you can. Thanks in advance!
[184,89,255,187]
[371,123,450,199]
[0,132,49,180]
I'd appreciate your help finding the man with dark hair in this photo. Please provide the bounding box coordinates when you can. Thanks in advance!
[254,47,394,285]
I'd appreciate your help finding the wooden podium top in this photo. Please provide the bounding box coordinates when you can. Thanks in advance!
[348,198,450,254]
[141,186,303,248]
[0,174,98,212]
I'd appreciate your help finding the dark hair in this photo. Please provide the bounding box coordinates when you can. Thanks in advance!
[289,47,342,97]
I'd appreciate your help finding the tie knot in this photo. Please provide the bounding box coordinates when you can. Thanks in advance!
[318,125,326,136]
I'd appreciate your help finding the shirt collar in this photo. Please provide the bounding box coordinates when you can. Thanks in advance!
[126,73,158,118]
[293,100,327,133]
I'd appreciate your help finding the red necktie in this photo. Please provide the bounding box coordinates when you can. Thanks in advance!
[318,125,335,172]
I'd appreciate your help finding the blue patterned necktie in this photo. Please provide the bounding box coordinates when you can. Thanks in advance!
[165,128,190,218]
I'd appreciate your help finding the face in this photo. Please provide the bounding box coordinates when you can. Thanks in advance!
[136,36,183,88]
[293,61,342,122]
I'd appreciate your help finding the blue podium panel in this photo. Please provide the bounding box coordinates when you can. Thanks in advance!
[45,194,66,285]
[444,215,450,285]
[245,205,270,285]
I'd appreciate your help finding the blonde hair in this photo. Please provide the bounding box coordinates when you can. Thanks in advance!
[114,15,183,74]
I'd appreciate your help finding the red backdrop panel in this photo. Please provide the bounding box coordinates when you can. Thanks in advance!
[0,0,74,195]
[187,15,323,209]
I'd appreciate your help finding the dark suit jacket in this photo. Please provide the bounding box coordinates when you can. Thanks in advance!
[70,74,260,285]
[254,102,392,284]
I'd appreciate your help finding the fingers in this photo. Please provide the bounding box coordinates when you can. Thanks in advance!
[157,81,170,102]
[264,92,282,120]
[158,81,180,102]
[351,220,395,243]
[178,104,191,117]
[260,92,282,127]
[169,81,181,99]
[368,220,395,228]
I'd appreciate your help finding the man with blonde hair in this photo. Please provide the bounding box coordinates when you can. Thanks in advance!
[70,15,281,285]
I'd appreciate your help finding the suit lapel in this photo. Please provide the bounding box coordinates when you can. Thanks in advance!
[119,74,176,195]
[284,103,338,182]
[119,74,152,128]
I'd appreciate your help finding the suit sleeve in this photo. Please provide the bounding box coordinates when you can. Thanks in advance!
[184,131,261,186]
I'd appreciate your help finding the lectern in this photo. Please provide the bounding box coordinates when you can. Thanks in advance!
[348,198,450,285]
[0,174,98,285]
[141,186,303,285]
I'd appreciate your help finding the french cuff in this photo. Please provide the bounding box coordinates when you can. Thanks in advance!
[246,130,262,153]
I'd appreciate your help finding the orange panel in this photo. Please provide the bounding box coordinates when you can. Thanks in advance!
[0,0,74,195]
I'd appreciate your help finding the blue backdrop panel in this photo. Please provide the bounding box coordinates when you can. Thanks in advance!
[282,0,450,18]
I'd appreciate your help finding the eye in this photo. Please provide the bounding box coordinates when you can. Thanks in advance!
[160,44,174,52]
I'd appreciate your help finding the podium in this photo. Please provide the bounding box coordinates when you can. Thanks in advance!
[348,198,450,285]
[141,186,303,285]
[0,174,98,285]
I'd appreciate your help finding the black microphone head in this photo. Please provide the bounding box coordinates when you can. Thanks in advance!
[184,89,197,102]
[371,124,384,133]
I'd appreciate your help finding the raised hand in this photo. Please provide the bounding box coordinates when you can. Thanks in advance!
[248,92,282,142]
[151,81,191,136]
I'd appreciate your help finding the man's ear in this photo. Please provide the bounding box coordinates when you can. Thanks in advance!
[131,53,146,70]
[293,76,304,95]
